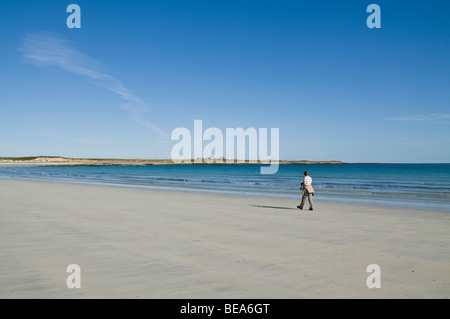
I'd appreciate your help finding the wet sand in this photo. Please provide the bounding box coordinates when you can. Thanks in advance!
[0,179,449,298]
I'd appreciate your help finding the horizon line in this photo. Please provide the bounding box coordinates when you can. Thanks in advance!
[0,156,448,165]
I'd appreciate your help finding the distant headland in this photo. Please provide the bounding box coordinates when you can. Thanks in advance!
[0,156,348,166]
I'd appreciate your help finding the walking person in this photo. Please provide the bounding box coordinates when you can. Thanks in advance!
[297,170,314,211]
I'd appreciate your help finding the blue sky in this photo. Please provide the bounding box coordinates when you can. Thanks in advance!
[0,0,449,162]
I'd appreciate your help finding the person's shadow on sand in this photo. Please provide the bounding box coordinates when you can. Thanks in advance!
[251,205,297,210]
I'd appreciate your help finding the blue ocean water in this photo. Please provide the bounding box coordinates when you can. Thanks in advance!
[0,164,449,212]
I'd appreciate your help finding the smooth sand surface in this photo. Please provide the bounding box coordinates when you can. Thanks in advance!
[0,179,449,298]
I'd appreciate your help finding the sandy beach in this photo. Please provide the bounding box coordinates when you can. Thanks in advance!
[0,178,449,299]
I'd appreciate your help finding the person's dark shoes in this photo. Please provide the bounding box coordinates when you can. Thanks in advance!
[297,206,302,210]
[309,208,313,211]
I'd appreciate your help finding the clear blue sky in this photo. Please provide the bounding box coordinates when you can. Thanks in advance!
[0,0,449,162]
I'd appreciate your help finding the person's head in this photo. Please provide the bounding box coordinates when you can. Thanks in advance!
[304,170,309,176]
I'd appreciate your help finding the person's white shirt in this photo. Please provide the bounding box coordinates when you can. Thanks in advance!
[303,175,312,185]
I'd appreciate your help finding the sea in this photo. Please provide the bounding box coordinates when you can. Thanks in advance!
[0,163,449,212]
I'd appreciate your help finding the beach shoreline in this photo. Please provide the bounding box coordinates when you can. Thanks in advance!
[1,173,448,214]
[1,178,449,298]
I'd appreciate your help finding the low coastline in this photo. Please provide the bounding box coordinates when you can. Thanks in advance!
[1,178,449,298]
[0,156,347,166]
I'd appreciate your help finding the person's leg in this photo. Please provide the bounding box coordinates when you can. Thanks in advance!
[299,194,306,209]
[308,193,314,210]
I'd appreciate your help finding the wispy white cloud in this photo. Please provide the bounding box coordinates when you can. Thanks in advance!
[387,113,450,121]
[20,31,168,138]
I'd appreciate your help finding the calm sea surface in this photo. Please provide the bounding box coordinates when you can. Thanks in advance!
[1,164,449,212]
